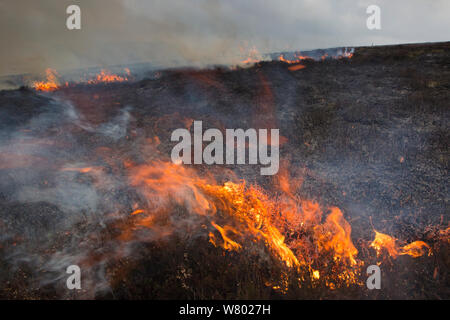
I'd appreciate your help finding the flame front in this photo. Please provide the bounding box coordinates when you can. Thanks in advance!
[278,54,309,64]
[111,160,432,291]
[31,68,131,90]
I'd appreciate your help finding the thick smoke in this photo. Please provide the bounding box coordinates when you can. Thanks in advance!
[0,90,241,298]
[0,93,139,297]
[1,0,449,77]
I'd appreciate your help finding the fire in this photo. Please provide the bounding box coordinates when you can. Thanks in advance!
[278,54,309,64]
[341,50,354,59]
[61,166,98,173]
[32,68,60,91]
[203,181,300,268]
[314,207,359,266]
[288,64,306,71]
[277,54,309,71]
[131,209,145,215]
[335,48,354,59]
[401,241,431,258]
[87,69,129,84]
[119,161,368,289]
[31,68,131,90]
[116,160,433,290]
[209,221,242,251]
[312,270,320,280]
[277,48,354,65]
[440,227,450,243]
[370,230,431,259]
[240,46,263,65]
[370,230,398,257]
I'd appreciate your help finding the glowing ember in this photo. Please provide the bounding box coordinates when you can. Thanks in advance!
[288,64,306,71]
[312,270,320,280]
[61,167,98,173]
[131,209,145,215]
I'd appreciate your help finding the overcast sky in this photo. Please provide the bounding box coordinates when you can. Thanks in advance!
[0,0,449,76]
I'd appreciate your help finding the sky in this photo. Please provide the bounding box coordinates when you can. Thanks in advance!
[0,0,449,76]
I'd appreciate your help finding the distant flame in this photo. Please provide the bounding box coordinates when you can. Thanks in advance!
[32,68,60,92]
[32,68,131,91]
[278,54,309,64]
[240,46,263,65]
[288,64,306,71]
[87,69,129,84]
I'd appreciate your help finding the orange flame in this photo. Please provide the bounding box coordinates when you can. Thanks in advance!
[210,221,242,251]
[278,54,309,64]
[240,46,263,65]
[315,207,359,266]
[121,161,367,287]
[32,68,60,91]
[288,64,306,71]
[87,69,129,84]
[370,230,431,259]
[278,54,309,71]
[71,158,431,291]
[61,167,98,173]
[32,68,131,90]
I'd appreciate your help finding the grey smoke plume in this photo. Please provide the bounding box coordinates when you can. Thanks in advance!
[1,0,449,76]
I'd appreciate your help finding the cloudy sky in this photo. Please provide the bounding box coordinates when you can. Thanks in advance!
[0,0,449,76]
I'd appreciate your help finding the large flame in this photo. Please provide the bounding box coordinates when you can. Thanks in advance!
[111,160,431,291]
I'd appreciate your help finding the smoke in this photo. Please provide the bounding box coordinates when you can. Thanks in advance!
[0,92,137,297]
[1,0,449,77]
[97,107,133,140]
[0,86,239,297]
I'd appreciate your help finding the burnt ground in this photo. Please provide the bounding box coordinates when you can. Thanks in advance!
[0,42,448,299]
